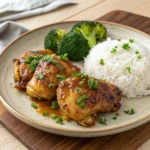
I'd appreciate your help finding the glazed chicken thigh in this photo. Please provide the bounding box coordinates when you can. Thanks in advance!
[26,54,80,100]
[57,77,122,126]
[14,50,54,90]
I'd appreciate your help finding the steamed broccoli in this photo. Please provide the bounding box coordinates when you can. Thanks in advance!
[57,32,90,61]
[71,21,107,48]
[44,29,67,52]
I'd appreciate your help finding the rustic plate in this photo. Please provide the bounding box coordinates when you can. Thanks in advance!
[0,21,150,137]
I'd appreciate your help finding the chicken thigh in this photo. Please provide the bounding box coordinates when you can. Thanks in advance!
[26,54,80,100]
[57,77,122,126]
[13,50,54,90]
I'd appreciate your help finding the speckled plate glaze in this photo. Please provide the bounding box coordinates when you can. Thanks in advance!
[0,21,150,137]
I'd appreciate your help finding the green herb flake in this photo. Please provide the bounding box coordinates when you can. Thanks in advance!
[31,102,38,109]
[115,46,118,48]
[124,110,129,114]
[76,94,87,109]
[118,39,121,41]
[59,53,68,60]
[124,108,135,115]
[42,55,63,71]
[41,55,52,62]
[122,43,131,51]
[126,66,131,73]
[112,112,119,120]
[98,116,107,125]
[75,88,82,94]
[138,55,142,59]
[50,114,58,119]
[48,83,53,88]
[24,55,43,72]
[116,112,119,116]
[56,75,66,81]
[129,39,134,43]
[111,48,116,54]
[99,59,104,65]
[56,116,63,124]
[28,59,39,72]
[51,101,59,110]
[129,108,135,115]
[35,74,44,80]
[79,79,86,86]
[112,116,117,120]
[24,58,31,64]
[135,50,139,55]
[56,64,63,71]
[88,78,98,90]
[24,55,42,64]
[72,73,88,78]
[43,111,49,116]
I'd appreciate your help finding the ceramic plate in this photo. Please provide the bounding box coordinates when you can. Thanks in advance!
[0,21,150,137]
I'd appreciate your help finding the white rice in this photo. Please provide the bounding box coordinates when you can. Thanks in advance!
[84,38,150,98]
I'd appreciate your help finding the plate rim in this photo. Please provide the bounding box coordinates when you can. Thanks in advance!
[0,20,150,133]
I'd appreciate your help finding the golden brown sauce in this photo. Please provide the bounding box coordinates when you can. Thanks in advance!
[31,98,61,115]
[30,97,71,121]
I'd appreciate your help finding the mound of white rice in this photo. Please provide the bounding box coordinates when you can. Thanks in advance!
[84,38,150,98]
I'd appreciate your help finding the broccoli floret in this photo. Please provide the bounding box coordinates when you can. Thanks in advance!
[57,32,90,61]
[44,29,67,52]
[71,21,107,48]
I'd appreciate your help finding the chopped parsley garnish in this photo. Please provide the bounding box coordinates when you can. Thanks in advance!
[118,39,121,41]
[98,116,107,125]
[56,64,63,71]
[79,79,86,85]
[135,50,139,54]
[48,83,53,88]
[122,43,130,51]
[124,108,135,115]
[115,46,118,48]
[24,55,42,72]
[35,74,44,80]
[75,88,82,94]
[76,94,87,109]
[51,101,59,110]
[31,102,38,109]
[138,55,142,59]
[50,114,58,119]
[112,112,119,120]
[50,114,63,124]
[56,116,63,124]
[129,108,135,115]
[56,75,66,81]
[24,55,42,64]
[112,116,117,120]
[111,48,116,53]
[88,78,98,90]
[42,55,63,71]
[99,59,104,65]
[72,73,88,78]
[28,59,39,72]
[116,112,119,116]
[59,53,68,60]
[41,55,52,62]
[126,66,131,73]
[129,39,134,43]
[43,111,49,116]
[124,110,129,114]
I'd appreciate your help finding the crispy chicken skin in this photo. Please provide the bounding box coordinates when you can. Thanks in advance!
[57,77,122,127]
[26,54,80,100]
[13,50,54,90]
